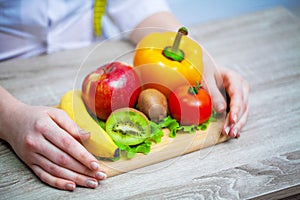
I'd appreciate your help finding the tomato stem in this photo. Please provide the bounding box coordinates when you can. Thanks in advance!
[162,27,188,62]
[188,81,202,95]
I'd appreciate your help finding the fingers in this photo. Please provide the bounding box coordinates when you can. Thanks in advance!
[32,165,76,191]
[202,64,249,138]
[209,84,227,113]
[222,70,244,123]
[227,89,243,125]
[31,159,100,191]
[47,108,83,142]
[27,131,106,190]
[32,153,99,189]
[44,109,101,172]
[221,71,250,138]
[231,80,249,136]
[201,66,227,113]
[9,105,107,191]
[34,136,105,180]
[206,65,249,138]
[229,104,249,138]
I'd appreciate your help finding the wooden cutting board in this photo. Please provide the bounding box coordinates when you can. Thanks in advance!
[55,102,229,177]
[99,118,229,177]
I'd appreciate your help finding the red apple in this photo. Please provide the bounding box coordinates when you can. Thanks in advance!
[82,61,142,120]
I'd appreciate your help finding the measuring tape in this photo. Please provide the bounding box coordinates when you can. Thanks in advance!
[93,0,106,37]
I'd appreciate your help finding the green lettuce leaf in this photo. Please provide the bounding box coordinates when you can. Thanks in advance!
[100,110,216,159]
[157,116,180,138]
[114,120,165,159]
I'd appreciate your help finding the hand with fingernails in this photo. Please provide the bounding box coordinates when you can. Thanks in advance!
[203,65,250,138]
[0,88,107,191]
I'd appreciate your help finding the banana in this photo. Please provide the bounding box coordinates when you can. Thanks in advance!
[59,90,119,160]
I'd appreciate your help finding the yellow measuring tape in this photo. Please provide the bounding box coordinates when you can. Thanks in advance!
[93,0,106,36]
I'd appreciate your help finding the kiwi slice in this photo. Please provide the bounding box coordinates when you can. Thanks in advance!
[106,108,151,146]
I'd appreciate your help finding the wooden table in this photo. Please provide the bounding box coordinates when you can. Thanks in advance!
[1,7,299,199]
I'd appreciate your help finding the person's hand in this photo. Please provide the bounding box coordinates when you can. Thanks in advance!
[2,102,107,191]
[202,55,249,138]
[216,66,249,138]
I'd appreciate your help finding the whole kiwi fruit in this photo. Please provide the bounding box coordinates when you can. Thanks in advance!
[138,88,168,123]
[106,108,150,146]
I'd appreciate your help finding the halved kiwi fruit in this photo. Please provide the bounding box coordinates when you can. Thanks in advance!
[106,108,151,146]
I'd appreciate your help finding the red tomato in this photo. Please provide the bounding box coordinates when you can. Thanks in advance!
[168,85,212,125]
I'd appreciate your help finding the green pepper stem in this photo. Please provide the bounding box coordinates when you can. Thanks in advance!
[172,27,188,52]
[162,27,188,62]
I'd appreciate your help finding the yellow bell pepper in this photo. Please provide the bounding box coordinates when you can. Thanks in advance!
[133,27,204,97]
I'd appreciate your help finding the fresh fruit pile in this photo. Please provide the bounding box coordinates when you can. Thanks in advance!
[60,27,214,160]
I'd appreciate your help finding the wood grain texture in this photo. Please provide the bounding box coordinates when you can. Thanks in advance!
[125,150,300,200]
[0,7,300,199]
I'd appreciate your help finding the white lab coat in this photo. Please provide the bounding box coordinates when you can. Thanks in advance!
[0,0,170,61]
